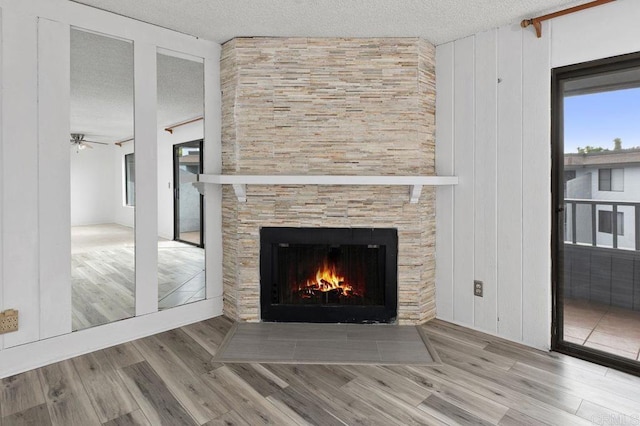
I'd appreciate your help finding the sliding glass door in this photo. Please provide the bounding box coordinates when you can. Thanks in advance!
[553,52,640,374]
[173,140,203,247]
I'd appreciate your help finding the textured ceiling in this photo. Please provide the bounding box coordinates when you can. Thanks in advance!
[71,0,592,45]
[71,29,203,143]
[71,29,134,143]
[69,0,597,141]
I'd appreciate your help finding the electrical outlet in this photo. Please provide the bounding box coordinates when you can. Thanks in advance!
[474,280,483,297]
[0,309,19,334]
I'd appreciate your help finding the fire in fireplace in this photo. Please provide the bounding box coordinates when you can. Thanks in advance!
[260,227,397,323]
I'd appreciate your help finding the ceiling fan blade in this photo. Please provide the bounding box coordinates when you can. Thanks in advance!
[83,140,109,145]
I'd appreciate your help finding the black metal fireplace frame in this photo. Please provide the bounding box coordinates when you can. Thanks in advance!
[260,227,398,323]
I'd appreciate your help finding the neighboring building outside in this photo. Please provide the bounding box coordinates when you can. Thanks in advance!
[565,148,640,250]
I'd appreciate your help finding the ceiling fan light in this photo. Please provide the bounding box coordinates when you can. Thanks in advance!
[78,143,87,150]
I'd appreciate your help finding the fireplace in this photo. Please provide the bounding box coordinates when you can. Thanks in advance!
[260,227,398,323]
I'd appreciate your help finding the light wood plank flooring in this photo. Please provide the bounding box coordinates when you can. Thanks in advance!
[72,224,205,331]
[2,317,640,425]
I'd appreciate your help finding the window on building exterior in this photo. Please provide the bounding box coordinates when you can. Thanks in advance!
[125,153,135,206]
[598,168,623,191]
[598,210,623,235]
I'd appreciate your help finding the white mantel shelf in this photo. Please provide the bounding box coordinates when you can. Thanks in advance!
[197,174,459,203]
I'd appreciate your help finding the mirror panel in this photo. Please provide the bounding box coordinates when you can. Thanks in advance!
[70,28,135,330]
[157,50,205,309]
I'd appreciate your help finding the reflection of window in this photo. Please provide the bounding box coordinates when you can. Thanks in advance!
[125,153,135,207]
[598,168,623,191]
[598,210,623,235]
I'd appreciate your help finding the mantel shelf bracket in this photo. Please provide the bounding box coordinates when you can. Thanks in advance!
[521,0,615,38]
[409,185,423,204]
[232,184,247,203]
[192,181,206,196]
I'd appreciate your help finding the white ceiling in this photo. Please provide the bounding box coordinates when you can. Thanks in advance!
[71,0,592,46]
[69,0,597,142]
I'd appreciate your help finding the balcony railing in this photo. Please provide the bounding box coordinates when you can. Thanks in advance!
[564,198,640,251]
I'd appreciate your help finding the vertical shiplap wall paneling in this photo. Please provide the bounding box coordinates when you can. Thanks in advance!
[473,29,499,334]
[522,22,551,348]
[204,47,223,299]
[550,0,639,68]
[452,36,476,325]
[134,43,158,316]
[496,24,524,341]
[436,23,555,348]
[434,42,455,321]
[38,18,72,339]
[1,10,40,347]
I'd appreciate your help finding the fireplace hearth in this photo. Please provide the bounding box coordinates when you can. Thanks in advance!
[260,227,398,323]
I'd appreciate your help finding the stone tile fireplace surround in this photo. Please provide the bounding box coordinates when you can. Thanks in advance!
[221,37,436,325]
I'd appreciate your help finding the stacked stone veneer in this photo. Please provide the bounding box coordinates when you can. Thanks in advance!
[221,37,436,325]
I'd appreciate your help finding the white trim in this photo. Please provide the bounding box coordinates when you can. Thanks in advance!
[203,46,223,300]
[134,41,159,317]
[38,17,72,339]
[0,297,222,379]
[157,47,204,63]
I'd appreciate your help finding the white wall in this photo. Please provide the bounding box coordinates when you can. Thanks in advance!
[436,0,640,349]
[0,0,222,378]
[70,144,116,226]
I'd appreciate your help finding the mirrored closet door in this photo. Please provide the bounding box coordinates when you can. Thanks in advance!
[156,49,206,310]
[70,28,135,330]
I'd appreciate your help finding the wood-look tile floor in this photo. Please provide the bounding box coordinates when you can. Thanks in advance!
[72,224,205,331]
[2,317,640,425]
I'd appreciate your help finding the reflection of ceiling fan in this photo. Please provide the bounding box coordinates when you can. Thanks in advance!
[70,133,109,151]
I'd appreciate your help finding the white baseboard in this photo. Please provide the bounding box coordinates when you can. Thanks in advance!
[434,316,551,352]
[0,296,223,378]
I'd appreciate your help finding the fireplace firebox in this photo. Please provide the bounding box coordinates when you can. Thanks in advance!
[260,227,398,323]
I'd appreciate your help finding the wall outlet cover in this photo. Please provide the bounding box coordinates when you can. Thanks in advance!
[0,309,19,334]
[474,280,483,297]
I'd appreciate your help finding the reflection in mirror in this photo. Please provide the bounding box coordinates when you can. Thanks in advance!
[70,28,135,330]
[157,50,205,309]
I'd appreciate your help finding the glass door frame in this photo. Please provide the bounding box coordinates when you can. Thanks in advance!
[551,51,640,376]
[173,139,204,247]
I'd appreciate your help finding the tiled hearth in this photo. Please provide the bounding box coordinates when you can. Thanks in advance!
[220,37,436,325]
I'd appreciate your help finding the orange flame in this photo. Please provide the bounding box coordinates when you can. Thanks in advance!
[299,260,357,296]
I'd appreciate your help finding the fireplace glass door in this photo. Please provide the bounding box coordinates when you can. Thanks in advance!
[260,227,397,323]
[275,243,385,306]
